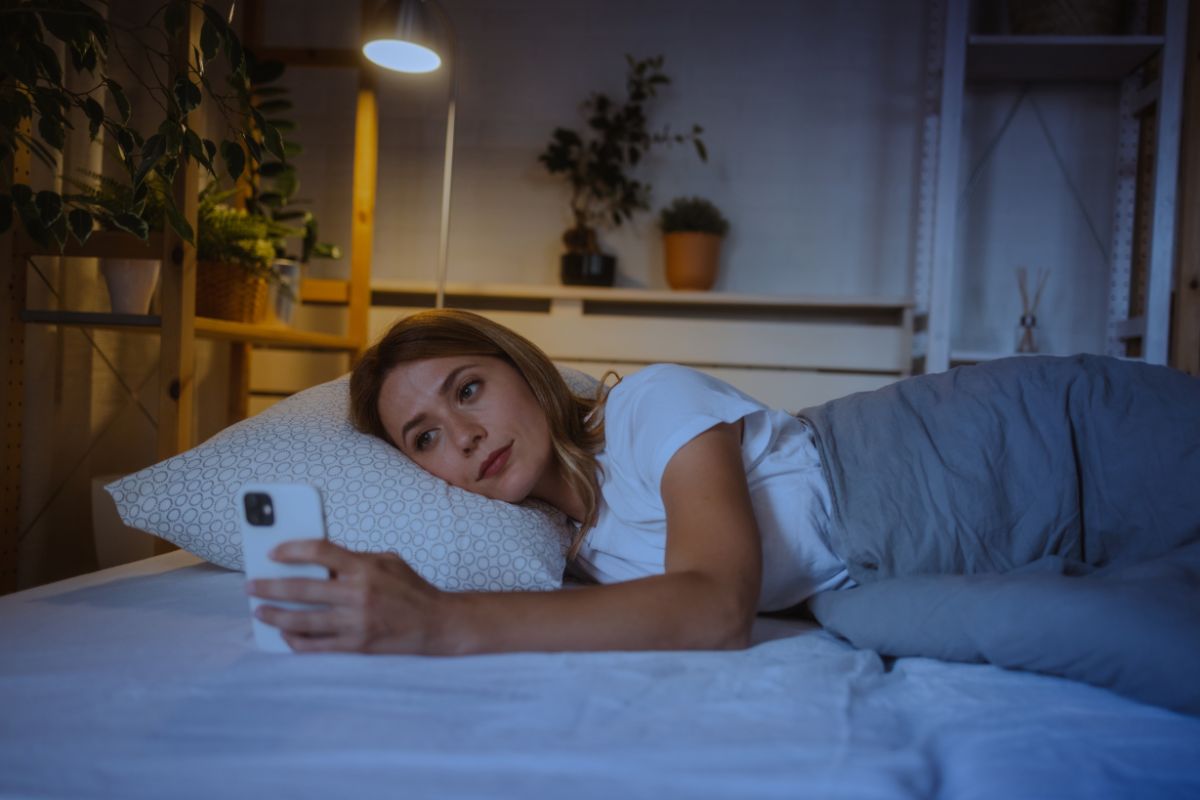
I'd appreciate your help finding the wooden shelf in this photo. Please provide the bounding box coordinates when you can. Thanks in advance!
[21,310,163,331]
[194,318,359,350]
[14,231,166,260]
[19,310,359,351]
[372,279,915,313]
[967,35,1164,82]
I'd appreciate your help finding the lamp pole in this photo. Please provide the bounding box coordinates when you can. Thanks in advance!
[431,1,456,310]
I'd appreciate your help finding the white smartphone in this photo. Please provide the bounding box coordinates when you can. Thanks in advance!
[238,482,331,653]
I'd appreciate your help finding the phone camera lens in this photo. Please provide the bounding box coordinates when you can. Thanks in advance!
[243,492,275,527]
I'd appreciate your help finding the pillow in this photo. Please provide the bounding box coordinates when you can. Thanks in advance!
[105,366,601,592]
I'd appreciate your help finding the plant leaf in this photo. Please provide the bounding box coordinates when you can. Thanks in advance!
[10,184,34,207]
[37,116,66,151]
[173,77,202,114]
[183,128,211,172]
[112,212,150,240]
[220,139,245,180]
[82,97,105,139]
[200,18,221,60]
[260,124,286,162]
[694,139,707,162]
[30,40,63,84]
[35,191,63,225]
[48,212,69,248]
[163,199,195,244]
[135,134,167,186]
[257,161,288,177]
[105,79,132,123]
[67,208,94,244]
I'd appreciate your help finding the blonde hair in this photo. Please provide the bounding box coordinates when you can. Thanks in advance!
[349,309,614,561]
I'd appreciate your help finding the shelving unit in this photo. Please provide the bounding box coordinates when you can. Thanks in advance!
[0,2,377,592]
[368,279,915,414]
[913,0,1189,373]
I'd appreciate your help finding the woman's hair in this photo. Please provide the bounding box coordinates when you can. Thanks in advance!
[349,309,613,561]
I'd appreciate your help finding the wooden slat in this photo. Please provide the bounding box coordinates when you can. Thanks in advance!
[1,120,32,594]
[349,73,378,358]
[13,231,165,260]
[17,310,361,351]
[370,279,914,313]
[300,277,351,304]
[157,3,201,465]
[1172,2,1200,376]
[228,343,251,425]
[195,318,361,350]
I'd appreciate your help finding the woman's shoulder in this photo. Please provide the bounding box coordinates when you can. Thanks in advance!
[607,364,767,425]
[611,363,714,397]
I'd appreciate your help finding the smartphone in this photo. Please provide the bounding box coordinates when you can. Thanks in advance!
[238,482,331,653]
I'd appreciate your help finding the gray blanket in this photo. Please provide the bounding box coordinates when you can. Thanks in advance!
[799,355,1200,714]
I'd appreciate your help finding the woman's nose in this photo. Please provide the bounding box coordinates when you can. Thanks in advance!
[451,417,485,453]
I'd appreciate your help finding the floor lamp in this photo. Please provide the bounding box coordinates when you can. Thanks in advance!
[362,0,456,309]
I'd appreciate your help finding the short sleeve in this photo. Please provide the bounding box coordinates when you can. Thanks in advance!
[603,364,766,493]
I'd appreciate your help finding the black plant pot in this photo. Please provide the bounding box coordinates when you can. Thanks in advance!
[561,252,616,287]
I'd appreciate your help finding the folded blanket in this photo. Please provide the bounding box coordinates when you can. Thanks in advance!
[808,542,1200,715]
[799,355,1200,713]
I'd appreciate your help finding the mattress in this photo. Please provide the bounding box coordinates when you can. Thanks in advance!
[2,552,1199,800]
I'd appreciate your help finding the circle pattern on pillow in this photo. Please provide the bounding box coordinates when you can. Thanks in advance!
[106,367,600,592]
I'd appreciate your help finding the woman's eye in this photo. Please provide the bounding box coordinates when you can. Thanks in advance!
[415,430,435,451]
[459,380,480,401]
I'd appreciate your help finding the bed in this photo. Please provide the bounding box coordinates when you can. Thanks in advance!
[3,550,1199,799]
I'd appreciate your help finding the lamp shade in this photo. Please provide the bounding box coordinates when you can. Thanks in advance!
[362,0,446,73]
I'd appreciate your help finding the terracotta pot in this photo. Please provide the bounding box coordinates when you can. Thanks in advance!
[664,232,722,291]
[100,258,160,314]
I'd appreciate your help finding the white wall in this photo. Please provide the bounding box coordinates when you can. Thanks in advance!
[268,0,926,296]
[955,85,1117,357]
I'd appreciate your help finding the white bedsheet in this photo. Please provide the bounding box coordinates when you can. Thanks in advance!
[2,552,1199,800]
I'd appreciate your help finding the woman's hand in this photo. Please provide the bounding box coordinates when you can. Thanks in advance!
[244,540,444,654]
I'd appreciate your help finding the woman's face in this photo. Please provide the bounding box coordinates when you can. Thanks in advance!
[378,355,553,504]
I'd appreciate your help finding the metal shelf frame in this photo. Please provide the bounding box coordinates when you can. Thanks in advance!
[912,0,1189,374]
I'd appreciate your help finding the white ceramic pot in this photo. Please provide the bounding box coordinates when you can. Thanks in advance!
[100,258,161,315]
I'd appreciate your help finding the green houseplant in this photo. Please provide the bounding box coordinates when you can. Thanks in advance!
[0,1,285,251]
[658,196,729,290]
[538,54,707,286]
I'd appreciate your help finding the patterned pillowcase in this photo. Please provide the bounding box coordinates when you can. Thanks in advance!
[106,367,600,592]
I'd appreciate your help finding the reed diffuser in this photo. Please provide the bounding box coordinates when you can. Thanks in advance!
[1016,266,1050,353]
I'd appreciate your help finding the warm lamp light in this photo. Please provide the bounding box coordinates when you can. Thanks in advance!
[362,0,457,308]
[362,40,441,73]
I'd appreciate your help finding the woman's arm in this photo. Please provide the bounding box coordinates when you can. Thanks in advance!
[249,421,763,654]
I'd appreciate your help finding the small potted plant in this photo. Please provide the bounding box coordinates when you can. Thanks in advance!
[658,196,729,291]
[538,55,707,286]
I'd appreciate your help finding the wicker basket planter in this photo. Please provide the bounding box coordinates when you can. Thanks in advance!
[196,260,269,323]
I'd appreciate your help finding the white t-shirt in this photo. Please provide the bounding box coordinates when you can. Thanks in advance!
[573,364,853,612]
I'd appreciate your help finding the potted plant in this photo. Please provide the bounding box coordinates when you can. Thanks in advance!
[538,54,707,286]
[73,173,296,321]
[658,196,729,291]
[61,44,339,321]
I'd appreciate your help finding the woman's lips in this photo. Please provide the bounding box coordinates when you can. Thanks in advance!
[478,443,512,481]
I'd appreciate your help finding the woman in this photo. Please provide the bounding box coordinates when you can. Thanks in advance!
[245,309,1200,661]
